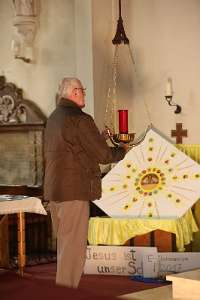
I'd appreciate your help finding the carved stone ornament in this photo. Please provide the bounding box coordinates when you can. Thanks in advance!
[12,0,39,63]
[0,76,45,124]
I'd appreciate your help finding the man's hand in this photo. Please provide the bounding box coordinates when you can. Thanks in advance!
[101,126,113,140]
[119,142,130,152]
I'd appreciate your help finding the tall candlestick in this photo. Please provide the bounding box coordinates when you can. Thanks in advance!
[118,110,128,134]
[165,78,173,96]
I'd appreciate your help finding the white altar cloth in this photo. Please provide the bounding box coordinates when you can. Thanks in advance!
[0,196,47,215]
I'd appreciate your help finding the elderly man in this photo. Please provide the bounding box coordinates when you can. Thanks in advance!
[44,77,126,288]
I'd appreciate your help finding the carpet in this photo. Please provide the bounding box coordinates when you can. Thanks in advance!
[0,263,168,300]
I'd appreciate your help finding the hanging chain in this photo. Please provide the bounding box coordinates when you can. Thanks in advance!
[127,44,152,125]
[104,43,153,135]
[104,45,119,133]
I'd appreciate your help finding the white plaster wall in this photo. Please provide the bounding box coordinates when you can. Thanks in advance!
[1,0,200,143]
[75,0,94,116]
[0,0,95,117]
[0,0,76,117]
[119,0,200,143]
[92,0,200,143]
[92,0,114,131]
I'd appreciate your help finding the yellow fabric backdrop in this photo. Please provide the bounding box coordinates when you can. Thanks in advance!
[176,144,200,163]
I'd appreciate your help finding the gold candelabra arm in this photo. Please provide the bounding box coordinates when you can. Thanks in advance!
[105,125,151,148]
[113,133,135,144]
[105,126,135,147]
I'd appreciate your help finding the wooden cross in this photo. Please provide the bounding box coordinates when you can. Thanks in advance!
[171,123,188,144]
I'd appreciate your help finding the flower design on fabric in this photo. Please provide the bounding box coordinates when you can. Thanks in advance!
[95,129,200,219]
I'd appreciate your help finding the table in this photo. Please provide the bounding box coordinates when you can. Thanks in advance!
[0,196,47,275]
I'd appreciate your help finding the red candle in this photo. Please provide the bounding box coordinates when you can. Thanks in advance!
[118,110,128,134]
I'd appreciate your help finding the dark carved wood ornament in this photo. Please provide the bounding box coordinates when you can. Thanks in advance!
[0,76,46,192]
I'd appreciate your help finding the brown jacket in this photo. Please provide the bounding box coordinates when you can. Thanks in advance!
[44,98,125,202]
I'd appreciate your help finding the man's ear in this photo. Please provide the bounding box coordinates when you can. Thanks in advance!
[69,89,75,98]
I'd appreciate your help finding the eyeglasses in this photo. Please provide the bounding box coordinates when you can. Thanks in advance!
[73,87,86,95]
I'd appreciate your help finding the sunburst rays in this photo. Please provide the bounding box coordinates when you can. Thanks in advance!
[95,129,200,219]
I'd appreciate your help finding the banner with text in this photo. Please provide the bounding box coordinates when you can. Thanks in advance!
[158,252,200,276]
[84,246,158,277]
[84,246,200,277]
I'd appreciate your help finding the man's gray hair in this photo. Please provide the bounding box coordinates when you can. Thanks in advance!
[57,77,80,100]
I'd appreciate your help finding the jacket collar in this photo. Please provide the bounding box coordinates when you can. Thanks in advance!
[58,98,82,111]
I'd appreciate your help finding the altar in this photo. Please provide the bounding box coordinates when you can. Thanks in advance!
[89,141,200,252]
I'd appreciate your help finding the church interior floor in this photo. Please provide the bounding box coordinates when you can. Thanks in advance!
[0,263,169,300]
